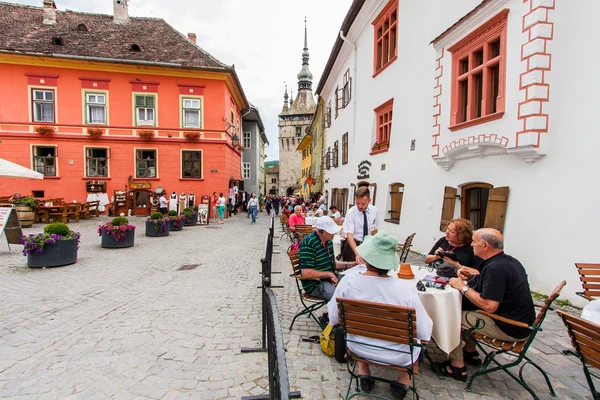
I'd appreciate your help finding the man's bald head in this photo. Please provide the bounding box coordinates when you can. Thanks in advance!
[475,228,504,250]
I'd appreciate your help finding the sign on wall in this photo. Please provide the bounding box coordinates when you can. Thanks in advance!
[357,160,371,180]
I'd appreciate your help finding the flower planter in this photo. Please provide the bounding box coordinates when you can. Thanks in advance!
[101,229,135,248]
[183,213,197,226]
[27,237,78,268]
[169,219,183,231]
[15,205,35,228]
[145,220,170,237]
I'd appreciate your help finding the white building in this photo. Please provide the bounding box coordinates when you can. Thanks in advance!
[318,0,592,303]
[242,105,268,196]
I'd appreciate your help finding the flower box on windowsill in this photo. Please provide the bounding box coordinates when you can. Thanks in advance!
[370,143,389,155]
[35,126,55,136]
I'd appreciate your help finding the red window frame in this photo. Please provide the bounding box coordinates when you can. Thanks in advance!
[371,99,393,155]
[372,0,398,77]
[448,9,509,131]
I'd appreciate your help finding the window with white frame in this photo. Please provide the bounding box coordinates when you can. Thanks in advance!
[32,89,55,122]
[182,98,202,128]
[86,93,106,124]
[85,147,108,177]
[32,146,57,176]
[243,132,251,149]
[135,95,155,126]
[243,162,251,179]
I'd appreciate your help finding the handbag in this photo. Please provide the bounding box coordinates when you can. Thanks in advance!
[432,259,458,278]
[320,324,336,357]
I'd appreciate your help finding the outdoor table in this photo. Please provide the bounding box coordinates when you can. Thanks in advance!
[305,216,318,226]
[37,205,64,223]
[340,264,462,354]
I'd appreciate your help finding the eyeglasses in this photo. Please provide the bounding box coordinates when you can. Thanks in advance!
[419,265,435,273]
[416,281,426,292]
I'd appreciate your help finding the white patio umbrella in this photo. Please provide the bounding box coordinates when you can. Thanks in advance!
[0,158,43,179]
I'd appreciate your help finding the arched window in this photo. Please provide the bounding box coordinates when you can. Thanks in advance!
[461,182,493,230]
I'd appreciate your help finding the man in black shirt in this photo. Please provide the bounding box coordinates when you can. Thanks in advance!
[434,228,535,381]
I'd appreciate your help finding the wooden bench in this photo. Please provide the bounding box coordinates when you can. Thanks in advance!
[47,204,80,223]
[80,201,100,219]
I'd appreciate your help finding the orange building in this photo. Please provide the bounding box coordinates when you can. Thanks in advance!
[0,1,248,215]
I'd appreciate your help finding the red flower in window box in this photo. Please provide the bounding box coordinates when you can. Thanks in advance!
[183,131,201,141]
[138,130,155,140]
[35,125,55,136]
[87,128,104,139]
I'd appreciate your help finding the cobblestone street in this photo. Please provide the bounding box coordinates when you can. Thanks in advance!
[0,213,593,399]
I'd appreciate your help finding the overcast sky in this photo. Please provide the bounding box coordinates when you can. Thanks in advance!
[10,0,352,160]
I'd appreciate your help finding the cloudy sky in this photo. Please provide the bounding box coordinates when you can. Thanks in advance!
[11,0,352,160]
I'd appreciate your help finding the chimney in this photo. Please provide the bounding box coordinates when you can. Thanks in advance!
[42,0,56,25]
[113,0,129,24]
[187,33,197,45]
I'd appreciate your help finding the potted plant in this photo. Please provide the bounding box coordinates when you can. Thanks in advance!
[167,210,184,231]
[12,195,38,228]
[145,211,169,237]
[98,217,136,248]
[88,127,104,139]
[138,130,155,140]
[183,131,201,141]
[182,207,197,226]
[22,222,80,268]
[35,125,55,136]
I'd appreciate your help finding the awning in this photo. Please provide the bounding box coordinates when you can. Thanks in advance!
[0,158,43,179]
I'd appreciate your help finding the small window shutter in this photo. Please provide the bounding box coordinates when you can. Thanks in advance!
[484,186,509,233]
[440,186,457,232]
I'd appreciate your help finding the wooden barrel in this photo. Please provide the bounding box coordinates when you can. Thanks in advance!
[15,205,35,227]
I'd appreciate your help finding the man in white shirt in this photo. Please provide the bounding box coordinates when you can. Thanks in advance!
[329,205,341,219]
[247,193,259,224]
[341,187,379,263]
[328,231,432,397]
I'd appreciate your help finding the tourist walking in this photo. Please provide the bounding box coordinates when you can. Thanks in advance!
[265,195,272,215]
[273,196,280,216]
[248,193,259,224]
[217,192,227,224]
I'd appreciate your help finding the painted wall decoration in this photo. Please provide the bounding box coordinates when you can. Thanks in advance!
[357,160,371,180]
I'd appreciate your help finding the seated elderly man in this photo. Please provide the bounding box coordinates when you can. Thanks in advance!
[287,205,305,232]
[299,216,358,301]
[328,231,433,399]
[434,228,535,381]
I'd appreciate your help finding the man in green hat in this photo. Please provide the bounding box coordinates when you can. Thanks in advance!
[328,231,432,399]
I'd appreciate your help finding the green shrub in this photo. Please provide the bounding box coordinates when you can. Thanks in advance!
[167,210,178,216]
[183,207,193,213]
[193,206,199,211]
[44,222,71,237]
[150,211,164,220]
[13,195,39,210]
[111,217,129,226]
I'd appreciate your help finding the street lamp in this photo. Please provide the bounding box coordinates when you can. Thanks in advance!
[232,134,239,147]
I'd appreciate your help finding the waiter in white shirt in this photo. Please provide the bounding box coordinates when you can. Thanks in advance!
[341,186,379,263]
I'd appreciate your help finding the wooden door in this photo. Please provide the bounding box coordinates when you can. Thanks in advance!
[132,190,151,216]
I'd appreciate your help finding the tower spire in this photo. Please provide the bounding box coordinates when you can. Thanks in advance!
[297,17,313,91]
[281,84,289,113]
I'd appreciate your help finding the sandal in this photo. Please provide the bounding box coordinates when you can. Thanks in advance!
[463,350,482,366]
[433,360,468,382]
[389,382,409,400]
[358,376,375,392]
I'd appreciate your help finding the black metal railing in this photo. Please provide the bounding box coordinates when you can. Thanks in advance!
[241,216,301,399]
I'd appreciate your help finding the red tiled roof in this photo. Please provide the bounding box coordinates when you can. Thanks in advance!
[0,2,228,70]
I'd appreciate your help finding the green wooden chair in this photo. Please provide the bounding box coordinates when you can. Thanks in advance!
[337,298,423,400]
[557,309,600,400]
[287,249,326,331]
[463,280,566,400]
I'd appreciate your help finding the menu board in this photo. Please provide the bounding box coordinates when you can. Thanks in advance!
[197,204,209,225]
[0,207,23,245]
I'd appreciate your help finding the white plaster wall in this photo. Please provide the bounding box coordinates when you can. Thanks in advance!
[322,0,599,303]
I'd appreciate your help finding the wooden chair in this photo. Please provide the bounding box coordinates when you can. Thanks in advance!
[463,280,566,399]
[79,202,91,219]
[64,204,80,223]
[293,224,314,243]
[336,298,423,400]
[279,214,294,241]
[88,200,100,217]
[557,310,600,400]
[575,263,600,301]
[397,232,416,263]
[287,249,326,330]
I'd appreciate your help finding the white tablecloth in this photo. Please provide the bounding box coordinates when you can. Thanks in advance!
[340,265,462,354]
[86,193,110,212]
[305,216,318,226]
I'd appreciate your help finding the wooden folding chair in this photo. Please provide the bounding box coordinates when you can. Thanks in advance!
[287,249,326,330]
[293,224,314,243]
[397,232,416,263]
[557,309,600,400]
[279,214,294,241]
[463,280,566,400]
[337,298,423,400]
[575,263,600,301]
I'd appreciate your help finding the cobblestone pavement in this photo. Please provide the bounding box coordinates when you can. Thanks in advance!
[0,213,592,399]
